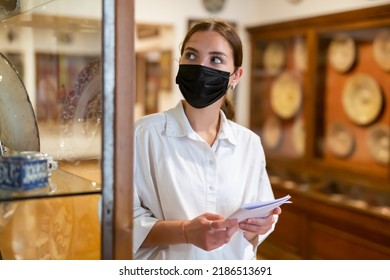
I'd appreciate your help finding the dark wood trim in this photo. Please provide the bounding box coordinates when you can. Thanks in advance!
[247,4,390,259]
[102,0,135,260]
[114,0,134,260]
[247,4,390,192]
[246,4,390,33]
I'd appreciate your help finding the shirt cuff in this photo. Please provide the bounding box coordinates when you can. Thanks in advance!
[133,216,158,254]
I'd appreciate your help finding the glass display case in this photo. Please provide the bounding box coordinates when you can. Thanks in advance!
[0,0,102,198]
[247,5,390,260]
[0,0,134,260]
[0,0,102,260]
[251,35,307,160]
[315,27,390,179]
[248,5,390,192]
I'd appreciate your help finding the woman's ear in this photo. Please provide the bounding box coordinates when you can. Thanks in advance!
[230,67,243,87]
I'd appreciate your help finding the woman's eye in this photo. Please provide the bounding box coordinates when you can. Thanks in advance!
[211,56,222,64]
[185,52,196,60]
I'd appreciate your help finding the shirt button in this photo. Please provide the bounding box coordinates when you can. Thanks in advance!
[209,185,214,191]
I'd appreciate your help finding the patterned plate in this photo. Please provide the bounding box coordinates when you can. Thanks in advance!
[270,72,302,119]
[59,59,102,160]
[0,52,39,152]
[262,116,282,150]
[342,73,383,126]
[327,122,355,158]
[373,29,390,72]
[263,41,286,75]
[328,33,356,73]
[367,124,389,165]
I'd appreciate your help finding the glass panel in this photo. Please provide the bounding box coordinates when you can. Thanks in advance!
[316,26,390,178]
[0,194,101,259]
[250,36,307,160]
[0,0,54,21]
[0,168,101,201]
[0,0,102,201]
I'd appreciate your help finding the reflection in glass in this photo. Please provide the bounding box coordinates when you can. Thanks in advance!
[0,0,102,199]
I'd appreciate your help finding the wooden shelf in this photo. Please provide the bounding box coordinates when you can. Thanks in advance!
[248,4,390,260]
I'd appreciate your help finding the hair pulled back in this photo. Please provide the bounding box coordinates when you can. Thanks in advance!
[180,19,243,120]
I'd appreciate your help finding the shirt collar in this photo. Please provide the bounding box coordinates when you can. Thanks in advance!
[165,101,237,146]
[165,101,190,138]
[218,109,237,146]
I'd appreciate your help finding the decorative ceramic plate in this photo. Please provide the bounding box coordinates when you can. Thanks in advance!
[270,72,302,119]
[294,38,307,72]
[10,197,74,259]
[342,73,383,126]
[366,123,389,165]
[262,116,282,150]
[373,29,390,72]
[327,122,355,158]
[59,59,102,160]
[292,118,305,156]
[328,33,356,73]
[0,52,40,152]
[263,42,286,75]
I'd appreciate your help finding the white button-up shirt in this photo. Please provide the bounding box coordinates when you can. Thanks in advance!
[133,101,276,259]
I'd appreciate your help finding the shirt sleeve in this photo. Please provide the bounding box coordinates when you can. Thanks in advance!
[133,187,158,255]
[132,126,160,257]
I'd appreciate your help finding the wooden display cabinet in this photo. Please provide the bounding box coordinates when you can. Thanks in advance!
[248,5,390,259]
[0,0,134,260]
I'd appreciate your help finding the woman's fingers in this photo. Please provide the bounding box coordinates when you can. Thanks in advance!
[209,218,238,231]
[239,210,280,234]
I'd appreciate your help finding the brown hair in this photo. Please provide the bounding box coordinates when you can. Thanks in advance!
[180,19,243,120]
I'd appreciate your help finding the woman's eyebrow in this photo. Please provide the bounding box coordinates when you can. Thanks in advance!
[183,47,229,58]
[183,47,198,53]
[209,50,228,57]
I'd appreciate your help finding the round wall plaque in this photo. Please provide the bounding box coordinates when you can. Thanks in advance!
[263,41,286,75]
[367,123,389,165]
[342,73,383,126]
[202,0,226,13]
[328,33,356,73]
[262,116,283,150]
[327,122,355,158]
[270,72,302,119]
[373,29,390,72]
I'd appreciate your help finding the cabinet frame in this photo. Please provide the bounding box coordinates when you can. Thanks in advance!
[101,0,135,260]
[0,0,135,260]
[247,4,390,192]
[248,4,390,260]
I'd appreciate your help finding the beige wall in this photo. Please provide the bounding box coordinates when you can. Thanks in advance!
[2,0,389,127]
[135,0,390,126]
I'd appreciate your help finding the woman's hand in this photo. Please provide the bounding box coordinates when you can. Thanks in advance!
[183,212,238,251]
[239,207,282,244]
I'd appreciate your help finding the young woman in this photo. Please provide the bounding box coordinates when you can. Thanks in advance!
[133,19,281,260]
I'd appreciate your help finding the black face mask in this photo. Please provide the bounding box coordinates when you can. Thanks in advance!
[175,64,230,108]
